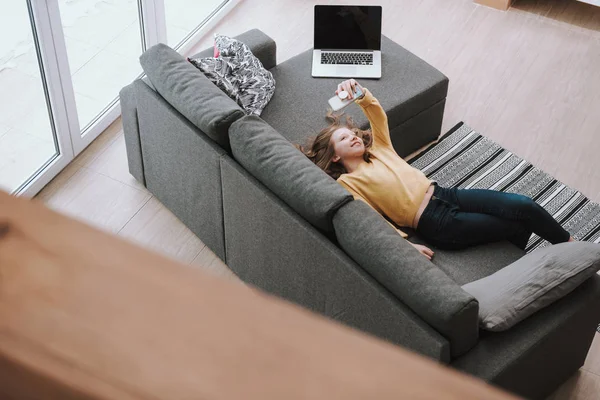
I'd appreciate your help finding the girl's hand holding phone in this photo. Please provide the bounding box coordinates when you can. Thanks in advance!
[328,79,365,111]
[335,79,364,100]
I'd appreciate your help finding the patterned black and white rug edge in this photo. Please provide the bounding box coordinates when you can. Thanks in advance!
[407,122,600,334]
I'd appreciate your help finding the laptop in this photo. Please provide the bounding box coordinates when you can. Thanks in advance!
[312,5,382,79]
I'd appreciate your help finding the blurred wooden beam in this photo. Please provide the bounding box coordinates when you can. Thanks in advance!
[475,0,513,11]
[0,190,520,400]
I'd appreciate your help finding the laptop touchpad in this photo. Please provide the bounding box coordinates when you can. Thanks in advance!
[336,66,358,76]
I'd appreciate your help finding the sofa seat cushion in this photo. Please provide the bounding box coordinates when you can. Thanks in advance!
[333,199,479,358]
[228,115,352,232]
[408,235,526,286]
[140,43,245,149]
[259,35,448,154]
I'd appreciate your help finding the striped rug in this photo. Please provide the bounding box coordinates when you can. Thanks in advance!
[408,122,600,333]
[408,122,600,252]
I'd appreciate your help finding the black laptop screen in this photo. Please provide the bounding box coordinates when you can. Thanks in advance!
[314,5,382,51]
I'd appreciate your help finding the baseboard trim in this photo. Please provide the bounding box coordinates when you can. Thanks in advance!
[474,0,513,11]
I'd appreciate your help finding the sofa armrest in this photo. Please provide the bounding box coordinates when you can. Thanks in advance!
[119,82,145,186]
[190,28,277,70]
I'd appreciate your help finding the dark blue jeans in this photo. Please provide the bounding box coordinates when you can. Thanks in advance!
[415,183,571,250]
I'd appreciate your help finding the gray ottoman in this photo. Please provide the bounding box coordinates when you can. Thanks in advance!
[259,35,449,158]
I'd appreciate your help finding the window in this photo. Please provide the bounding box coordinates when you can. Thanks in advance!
[1,0,239,196]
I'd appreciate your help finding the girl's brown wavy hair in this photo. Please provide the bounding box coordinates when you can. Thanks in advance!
[296,110,373,180]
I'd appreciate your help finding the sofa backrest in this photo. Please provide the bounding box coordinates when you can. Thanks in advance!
[219,154,452,362]
[228,115,352,233]
[333,199,480,358]
[139,43,245,150]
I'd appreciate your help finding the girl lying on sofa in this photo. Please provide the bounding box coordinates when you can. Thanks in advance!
[299,79,574,261]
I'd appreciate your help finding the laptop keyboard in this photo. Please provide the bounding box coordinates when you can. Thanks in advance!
[321,52,373,65]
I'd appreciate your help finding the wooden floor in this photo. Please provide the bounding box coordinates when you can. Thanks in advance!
[35,0,600,398]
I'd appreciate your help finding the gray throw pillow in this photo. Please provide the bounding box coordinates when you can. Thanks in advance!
[188,34,276,116]
[462,242,600,332]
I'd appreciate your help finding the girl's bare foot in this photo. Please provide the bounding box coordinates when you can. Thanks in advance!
[568,236,576,242]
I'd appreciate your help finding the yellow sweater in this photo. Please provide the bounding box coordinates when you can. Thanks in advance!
[337,89,433,238]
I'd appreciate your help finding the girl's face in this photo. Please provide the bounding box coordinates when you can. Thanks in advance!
[330,127,365,163]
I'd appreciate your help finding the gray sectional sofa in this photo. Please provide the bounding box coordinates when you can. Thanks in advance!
[120,29,600,399]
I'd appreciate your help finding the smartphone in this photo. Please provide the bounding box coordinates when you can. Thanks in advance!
[328,86,364,112]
